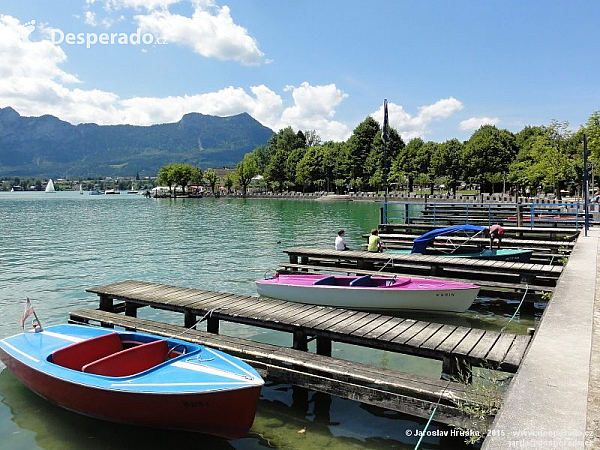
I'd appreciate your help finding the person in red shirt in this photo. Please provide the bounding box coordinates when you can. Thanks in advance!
[487,223,505,249]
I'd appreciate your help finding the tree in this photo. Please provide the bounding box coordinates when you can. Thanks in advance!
[346,116,380,183]
[431,139,465,196]
[364,128,405,191]
[223,173,234,193]
[584,111,600,164]
[267,126,306,153]
[236,154,259,196]
[526,121,577,199]
[157,164,201,195]
[296,146,325,191]
[171,163,202,195]
[285,147,307,190]
[463,125,517,192]
[264,149,288,192]
[157,165,175,193]
[392,138,424,192]
[204,168,218,193]
[304,130,322,148]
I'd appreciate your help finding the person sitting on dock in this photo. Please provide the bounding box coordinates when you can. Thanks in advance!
[335,230,349,251]
[487,223,505,249]
[367,229,382,252]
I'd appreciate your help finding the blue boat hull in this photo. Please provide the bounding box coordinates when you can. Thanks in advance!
[0,324,264,439]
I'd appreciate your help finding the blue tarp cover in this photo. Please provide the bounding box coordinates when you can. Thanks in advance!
[411,224,486,254]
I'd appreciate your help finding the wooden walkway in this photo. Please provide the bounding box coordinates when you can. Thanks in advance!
[86,280,532,376]
[68,309,475,428]
[285,248,563,288]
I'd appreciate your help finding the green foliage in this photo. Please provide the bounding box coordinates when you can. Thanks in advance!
[452,364,507,445]
[346,116,381,180]
[463,125,517,191]
[236,153,259,196]
[431,139,464,195]
[157,163,202,194]
[203,168,218,193]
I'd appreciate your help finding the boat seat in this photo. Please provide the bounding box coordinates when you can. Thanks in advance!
[51,332,122,371]
[313,275,337,286]
[82,339,168,377]
[350,275,373,287]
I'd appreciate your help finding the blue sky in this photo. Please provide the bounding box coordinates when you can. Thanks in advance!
[1,0,599,143]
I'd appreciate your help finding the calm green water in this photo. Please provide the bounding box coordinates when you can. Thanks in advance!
[0,192,536,449]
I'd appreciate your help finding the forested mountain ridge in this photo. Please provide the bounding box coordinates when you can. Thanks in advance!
[0,107,274,177]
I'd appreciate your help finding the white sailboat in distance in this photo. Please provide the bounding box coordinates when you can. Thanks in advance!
[45,179,56,193]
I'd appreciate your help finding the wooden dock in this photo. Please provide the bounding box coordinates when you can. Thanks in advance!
[78,279,534,428]
[69,308,473,427]
[85,280,531,375]
[284,248,563,289]
[362,232,574,265]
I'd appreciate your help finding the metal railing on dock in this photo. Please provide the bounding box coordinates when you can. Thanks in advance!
[382,202,594,230]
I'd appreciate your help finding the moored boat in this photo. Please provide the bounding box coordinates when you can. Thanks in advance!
[386,224,533,262]
[256,273,479,313]
[0,323,264,439]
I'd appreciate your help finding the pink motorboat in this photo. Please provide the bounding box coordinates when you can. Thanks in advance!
[255,273,480,313]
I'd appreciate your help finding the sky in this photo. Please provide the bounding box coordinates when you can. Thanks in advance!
[0,0,599,143]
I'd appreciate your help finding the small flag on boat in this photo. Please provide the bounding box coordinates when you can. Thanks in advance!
[21,297,34,328]
[382,98,389,143]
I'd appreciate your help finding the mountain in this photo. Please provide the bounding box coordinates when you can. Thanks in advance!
[0,107,274,178]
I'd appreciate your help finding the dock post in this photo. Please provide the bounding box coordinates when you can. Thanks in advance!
[206,317,220,334]
[184,311,196,329]
[290,254,298,264]
[442,355,472,383]
[293,330,308,351]
[99,294,113,311]
[316,337,332,357]
[125,303,137,317]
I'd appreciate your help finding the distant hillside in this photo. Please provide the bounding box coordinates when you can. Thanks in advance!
[0,107,273,177]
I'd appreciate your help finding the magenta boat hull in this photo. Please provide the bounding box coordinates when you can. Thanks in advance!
[256,274,480,313]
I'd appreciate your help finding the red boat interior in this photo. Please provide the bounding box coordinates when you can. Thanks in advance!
[51,333,184,376]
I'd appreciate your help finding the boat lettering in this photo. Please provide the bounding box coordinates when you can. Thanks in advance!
[435,293,455,297]
[183,401,208,408]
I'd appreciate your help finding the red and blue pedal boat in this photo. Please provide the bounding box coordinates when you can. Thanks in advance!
[0,323,264,439]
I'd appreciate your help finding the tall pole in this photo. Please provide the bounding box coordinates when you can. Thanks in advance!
[382,99,389,224]
[583,134,589,236]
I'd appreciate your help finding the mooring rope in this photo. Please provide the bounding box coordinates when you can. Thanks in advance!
[378,257,394,272]
[413,380,452,450]
[171,306,228,340]
[500,284,529,333]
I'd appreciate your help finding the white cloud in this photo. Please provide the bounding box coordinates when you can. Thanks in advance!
[371,97,464,140]
[459,116,500,131]
[84,11,97,26]
[278,82,350,141]
[0,18,346,139]
[134,2,265,65]
[100,0,182,11]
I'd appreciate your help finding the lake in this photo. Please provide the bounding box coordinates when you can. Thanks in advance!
[0,192,536,449]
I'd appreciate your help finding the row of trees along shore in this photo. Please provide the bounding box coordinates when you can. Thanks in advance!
[157,111,600,199]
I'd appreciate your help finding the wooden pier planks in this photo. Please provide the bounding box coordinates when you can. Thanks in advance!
[87,280,532,373]
[284,247,562,288]
[67,309,480,428]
